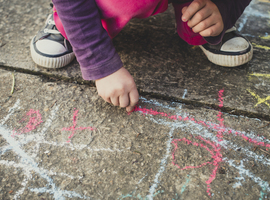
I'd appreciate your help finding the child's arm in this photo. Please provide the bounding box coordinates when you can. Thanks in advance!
[52,0,139,111]
[182,0,252,43]
[95,67,139,112]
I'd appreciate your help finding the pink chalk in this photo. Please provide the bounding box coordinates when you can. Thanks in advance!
[61,109,95,143]
[131,89,270,196]
[12,109,43,137]
[171,136,223,196]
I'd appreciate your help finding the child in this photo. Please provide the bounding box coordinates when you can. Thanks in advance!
[30,0,253,112]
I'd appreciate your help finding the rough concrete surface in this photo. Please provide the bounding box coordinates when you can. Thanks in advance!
[1,69,270,200]
[0,0,270,199]
[0,0,270,118]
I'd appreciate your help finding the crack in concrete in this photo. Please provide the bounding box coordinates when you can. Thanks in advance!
[1,64,269,122]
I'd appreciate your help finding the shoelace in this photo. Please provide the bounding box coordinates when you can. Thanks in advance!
[44,18,60,34]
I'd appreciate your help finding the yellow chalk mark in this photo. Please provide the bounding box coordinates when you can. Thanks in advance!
[261,35,270,40]
[247,89,270,108]
[258,0,270,3]
[252,43,270,50]
[250,73,270,78]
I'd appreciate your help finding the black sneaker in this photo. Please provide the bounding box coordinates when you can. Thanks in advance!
[30,14,75,68]
[199,27,253,67]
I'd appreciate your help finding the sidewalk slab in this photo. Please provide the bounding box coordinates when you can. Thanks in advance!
[1,69,270,199]
[0,0,270,119]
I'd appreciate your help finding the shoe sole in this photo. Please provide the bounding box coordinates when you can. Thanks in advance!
[199,44,253,67]
[30,38,75,69]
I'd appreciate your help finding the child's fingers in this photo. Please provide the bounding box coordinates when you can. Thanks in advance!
[110,96,120,106]
[182,0,206,22]
[187,7,212,28]
[119,94,130,108]
[181,6,188,15]
[191,15,214,33]
[199,23,223,37]
[126,89,139,112]
[101,96,112,104]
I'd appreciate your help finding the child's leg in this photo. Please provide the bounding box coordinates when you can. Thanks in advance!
[30,13,75,69]
[173,2,207,46]
[32,0,169,69]
[54,0,169,39]
[173,1,252,67]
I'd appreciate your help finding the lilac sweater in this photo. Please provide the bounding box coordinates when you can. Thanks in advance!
[52,0,251,80]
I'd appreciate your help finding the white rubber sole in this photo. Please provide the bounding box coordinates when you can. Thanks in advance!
[199,44,253,67]
[30,38,75,69]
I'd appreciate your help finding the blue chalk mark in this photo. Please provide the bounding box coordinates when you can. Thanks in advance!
[259,182,268,200]
[172,175,191,200]
[180,175,190,199]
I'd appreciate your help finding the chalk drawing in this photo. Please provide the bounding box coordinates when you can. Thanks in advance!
[1,89,270,199]
[0,126,91,200]
[12,109,43,137]
[133,107,270,149]
[147,90,188,200]
[0,101,124,199]
[172,136,223,196]
[252,43,270,50]
[131,89,270,198]
[238,0,270,32]
[258,0,270,3]
[61,108,95,143]
[180,174,190,196]
[171,90,224,196]
[250,73,270,78]
[0,99,20,125]
[147,127,176,200]
[119,190,164,200]
[259,183,267,200]
[225,158,270,192]
[261,35,270,40]
[119,90,189,200]
[247,89,270,108]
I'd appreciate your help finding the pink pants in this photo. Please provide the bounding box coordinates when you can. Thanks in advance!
[53,0,207,46]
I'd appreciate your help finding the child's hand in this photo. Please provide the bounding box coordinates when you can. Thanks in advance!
[182,0,224,37]
[95,67,139,112]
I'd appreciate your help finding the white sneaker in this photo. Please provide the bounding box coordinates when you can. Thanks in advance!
[30,14,75,68]
[199,27,253,67]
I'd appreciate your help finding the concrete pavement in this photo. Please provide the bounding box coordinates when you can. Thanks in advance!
[0,0,270,199]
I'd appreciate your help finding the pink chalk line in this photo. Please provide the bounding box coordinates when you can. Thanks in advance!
[171,136,222,196]
[12,109,43,137]
[132,101,270,148]
[61,109,95,143]
[132,89,270,196]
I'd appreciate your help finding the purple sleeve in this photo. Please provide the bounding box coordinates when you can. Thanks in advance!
[52,0,123,80]
[204,0,252,45]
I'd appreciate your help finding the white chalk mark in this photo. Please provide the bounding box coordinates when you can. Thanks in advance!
[0,160,83,180]
[14,175,31,200]
[29,187,90,199]
[140,97,177,110]
[0,99,20,125]
[226,159,270,192]
[17,135,124,152]
[178,89,188,114]
[135,96,270,167]
[135,96,270,196]
[147,127,175,200]
[0,126,90,200]
[137,173,148,184]
[0,145,12,155]
[238,0,269,32]
[147,117,270,166]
